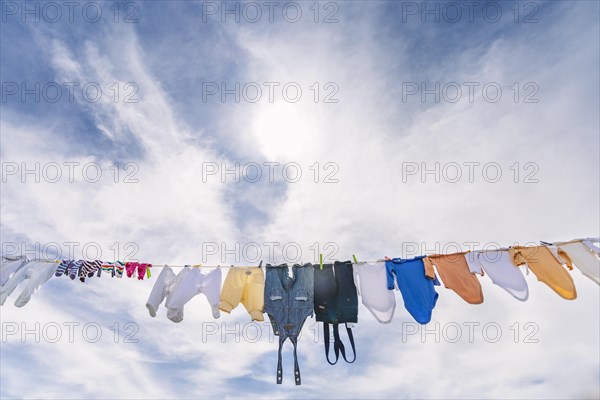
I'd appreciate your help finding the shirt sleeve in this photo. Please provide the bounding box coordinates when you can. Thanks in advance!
[423,257,436,279]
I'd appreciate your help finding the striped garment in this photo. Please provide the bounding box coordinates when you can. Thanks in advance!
[79,260,102,282]
[68,260,83,280]
[115,261,125,278]
[101,262,116,277]
[55,259,71,277]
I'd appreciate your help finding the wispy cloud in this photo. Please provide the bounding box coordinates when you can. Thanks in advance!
[1,1,598,398]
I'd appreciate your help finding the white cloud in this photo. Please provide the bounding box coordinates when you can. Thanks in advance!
[1,1,598,399]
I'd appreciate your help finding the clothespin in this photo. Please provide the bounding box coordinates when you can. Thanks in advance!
[384,256,391,261]
[352,254,358,264]
[319,254,323,270]
[146,264,152,278]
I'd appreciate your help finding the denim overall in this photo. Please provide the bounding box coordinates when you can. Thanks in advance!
[264,263,314,385]
[313,261,358,365]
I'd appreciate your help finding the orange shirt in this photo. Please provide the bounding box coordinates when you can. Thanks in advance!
[425,253,483,304]
[509,246,577,300]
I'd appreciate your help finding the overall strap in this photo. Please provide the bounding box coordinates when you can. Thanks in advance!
[290,336,301,385]
[323,323,357,365]
[275,335,302,385]
[323,322,339,365]
[276,335,285,384]
[338,323,356,363]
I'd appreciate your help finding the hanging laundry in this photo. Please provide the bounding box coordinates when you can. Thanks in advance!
[547,246,575,271]
[583,239,600,253]
[79,260,102,282]
[115,261,125,278]
[508,246,577,300]
[264,263,314,385]
[56,260,82,280]
[219,266,265,321]
[147,266,196,321]
[557,241,600,285]
[101,262,116,277]
[139,263,151,280]
[313,261,358,365]
[72,260,84,280]
[55,259,70,277]
[1,256,29,286]
[353,261,396,323]
[0,261,58,307]
[426,253,483,304]
[466,251,529,301]
[146,266,178,317]
[125,262,152,280]
[164,267,222,322]
[386,257,439,324]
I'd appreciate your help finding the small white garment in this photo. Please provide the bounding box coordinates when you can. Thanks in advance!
[1,256,29,286]
[165,267,222,322]
[558,241,600,285]
[0,261,58,307]
[146,266,178,317]
[582,239,600,254]
[466,251,529,301]
[465,251,483,275]
[353,261,396,323]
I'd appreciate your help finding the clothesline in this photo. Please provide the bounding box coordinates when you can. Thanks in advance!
[2,235,599,385]
[5,237,598,267]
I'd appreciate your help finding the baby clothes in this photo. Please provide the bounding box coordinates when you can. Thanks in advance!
[125,262,152,280]
[101,262,116,277]
[0,262,58,307]
[557,241,600,285]
[55,260,79,280]
[146,266,179,317]
[386,257,439,324]
[313,261,358,365]
[509,246,577,300]
[467,251,529,301]
[264,263,314,385]
[219,266,265,321]
[353,261,396,323]
[426,253,483,304]
[79,260,102,282]
[55,259,70,277]
[1,256,29,286]
[115,261,125,278]
[165,267,222,322]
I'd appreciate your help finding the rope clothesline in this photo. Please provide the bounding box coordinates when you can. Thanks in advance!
[4,237,598,268]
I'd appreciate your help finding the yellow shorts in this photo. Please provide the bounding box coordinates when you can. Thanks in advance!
[219,266,265,321]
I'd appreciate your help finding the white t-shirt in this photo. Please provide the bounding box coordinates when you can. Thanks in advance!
[353,261,396,323]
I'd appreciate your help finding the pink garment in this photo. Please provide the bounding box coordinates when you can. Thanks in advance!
[138,263,152,280]
[125,262,139,278]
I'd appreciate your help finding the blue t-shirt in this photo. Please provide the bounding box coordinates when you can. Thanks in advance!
[386,257,439,324]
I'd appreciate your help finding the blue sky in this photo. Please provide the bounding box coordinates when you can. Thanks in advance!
[1,1,599,398]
